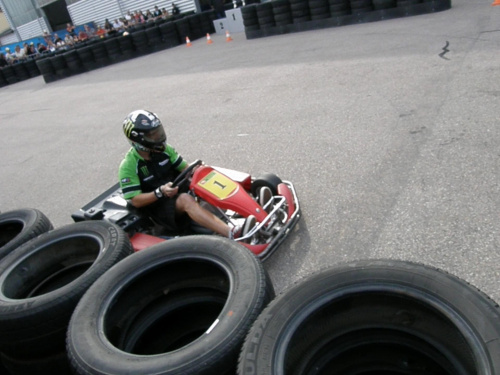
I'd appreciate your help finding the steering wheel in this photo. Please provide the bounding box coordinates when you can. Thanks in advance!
[172,159,203,189]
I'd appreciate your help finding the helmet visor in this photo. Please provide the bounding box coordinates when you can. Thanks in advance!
[144,126,166,145]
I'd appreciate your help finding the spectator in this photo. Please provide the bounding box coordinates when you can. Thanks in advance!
[171,3,180,15]
[64,33,75,46]
[0,53,8,68]
[153,5,162,18]
[83,24,96,38]
[37,43,48,54]
[78,29,88,42]
[27,42,37,56]
[112,18,125,32]
[162,8,170,18]
[104,19,116,35]
[14,45,26,61]
[66,23,76,37]
[22,43,30,56]
[96,25,107,38]
[134,11,144,24]
[43,29,52,45]
[53,33,63,45]
[145,10,154,21]
[5,48,16,64]
[125,10,134,25]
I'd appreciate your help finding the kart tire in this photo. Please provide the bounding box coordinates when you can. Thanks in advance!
[67,236,274,375]
[238,259,500,375]
[251,173,283,196]
[0,221,132,356]
[0,208,53,261]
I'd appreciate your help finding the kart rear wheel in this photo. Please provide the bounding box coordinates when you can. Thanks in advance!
[0,208,53,261]
[251,173,283,196]
[238,259,500,375]
[67,236,274,375]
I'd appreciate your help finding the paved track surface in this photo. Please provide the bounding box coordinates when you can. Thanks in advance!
[1,0,499,301]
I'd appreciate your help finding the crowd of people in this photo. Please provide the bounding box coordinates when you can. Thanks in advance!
[0,4,182,69]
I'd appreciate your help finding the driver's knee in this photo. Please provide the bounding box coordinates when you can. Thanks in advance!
[175,193,196,212]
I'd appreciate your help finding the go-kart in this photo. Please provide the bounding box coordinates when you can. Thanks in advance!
[71,161,300,260]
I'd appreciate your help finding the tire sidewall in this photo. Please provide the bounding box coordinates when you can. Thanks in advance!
[0,209,53,260]
[0,221,131,335]
[239,259,500,374]
[68,236,271,375]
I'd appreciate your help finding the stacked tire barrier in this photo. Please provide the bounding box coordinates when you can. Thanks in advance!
[238,260,500,374]
[0,210,134,374]
[243,0,451,39]
[0,11,215,87]
[1,207,499,374]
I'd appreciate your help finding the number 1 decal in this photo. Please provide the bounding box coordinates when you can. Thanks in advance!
[198,171,238,199]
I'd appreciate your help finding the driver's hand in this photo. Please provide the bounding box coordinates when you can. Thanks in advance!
[161,182,179,198]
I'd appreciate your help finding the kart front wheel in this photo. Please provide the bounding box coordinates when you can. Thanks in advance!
[251,173,283,196]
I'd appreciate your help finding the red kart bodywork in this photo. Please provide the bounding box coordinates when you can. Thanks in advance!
[73,164,300,260]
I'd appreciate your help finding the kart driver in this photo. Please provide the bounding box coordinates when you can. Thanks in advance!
[119,109,252,238]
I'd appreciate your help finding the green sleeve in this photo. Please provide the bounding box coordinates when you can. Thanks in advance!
[119,154,142,200]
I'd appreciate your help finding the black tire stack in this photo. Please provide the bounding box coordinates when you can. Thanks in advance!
[118,33,137,60]
[159,22,181,48]
[329,0,351,16]
[51,53,71,79]
[145,25,165,52]
[238,260,500,374]
[103,36,123,63]
[90,41,110,68]
[36,56,57,83]
[373,0,396,9]
[257,2,276,29]
[2,66,18,85]
[398,0,421,5]
[290,0,311,23]
[24,58,41,78]
[66,236,275,375]
[132,29,151,55]
[350,0,373,14]
[272,0,293,26]
[63,49,85,76]
[242,0,450,39]
[0,219,133,375]
[76,45,97,71]
[309,0,330,19]
[0,69,7,88]
[12,63,30,82]
[175,18,191,44]
[241,5,260,31]
[187,14,204,40]
[200,11,216,34]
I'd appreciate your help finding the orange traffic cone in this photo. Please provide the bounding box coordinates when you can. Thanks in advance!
[225,30,233,42]
[492,0,500,6]
[185,36,192,47]
[206,33,213,44]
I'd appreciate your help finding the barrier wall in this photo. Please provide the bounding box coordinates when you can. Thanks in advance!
[241,0,451,39]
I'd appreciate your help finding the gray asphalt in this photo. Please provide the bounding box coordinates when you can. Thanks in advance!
[1,0,499,302]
